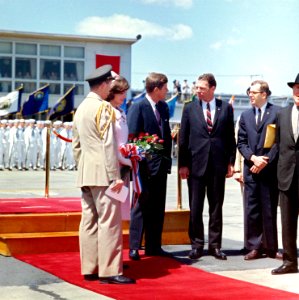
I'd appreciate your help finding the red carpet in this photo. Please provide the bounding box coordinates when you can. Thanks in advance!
[15,250,298,300]
[0,197,81,213]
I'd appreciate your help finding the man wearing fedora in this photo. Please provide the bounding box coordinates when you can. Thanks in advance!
[72,64,135,284]
[272,74,299,275]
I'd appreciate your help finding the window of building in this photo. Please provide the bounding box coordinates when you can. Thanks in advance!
[40,59,61,80]
[64,46,84,58]
[0,81,12,93]
[40,45,61,57]
[64,84,84,95]
[0,57,12,77]
[15,81,36,93]
[15,58,37,79]
[16,43,37,55]
[0,41,12,54]
[64,61,84,81]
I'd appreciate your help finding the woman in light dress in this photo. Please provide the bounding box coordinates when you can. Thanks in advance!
[106,75,131,220]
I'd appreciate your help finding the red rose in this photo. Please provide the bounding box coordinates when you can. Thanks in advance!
[158,139,164,143]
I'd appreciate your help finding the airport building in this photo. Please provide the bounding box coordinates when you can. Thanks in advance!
[0,30,140,110]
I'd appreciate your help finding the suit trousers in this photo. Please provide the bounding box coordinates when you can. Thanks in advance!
[279,175,299,267]
[79,186,123,277]
[129,167,167,252]
[243,178,278,251]
[187,158,226,250]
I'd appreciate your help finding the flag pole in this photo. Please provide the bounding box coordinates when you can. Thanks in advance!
[45,124,51,198]
[176,124,182,210]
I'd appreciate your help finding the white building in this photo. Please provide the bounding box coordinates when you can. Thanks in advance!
[0,30,140,110]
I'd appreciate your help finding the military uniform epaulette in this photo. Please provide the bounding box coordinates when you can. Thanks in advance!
[96,101,115,139]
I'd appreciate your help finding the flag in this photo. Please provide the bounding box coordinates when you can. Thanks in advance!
[21,84,49,116]
[0,86,23,116]
[96,54,120,74]
[48,85,75,120]
[166,94,178,119]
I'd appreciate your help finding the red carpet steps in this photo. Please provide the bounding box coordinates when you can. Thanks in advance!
[0,199,190,256]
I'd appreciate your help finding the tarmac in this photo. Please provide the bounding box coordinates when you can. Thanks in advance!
[0,159,298,299]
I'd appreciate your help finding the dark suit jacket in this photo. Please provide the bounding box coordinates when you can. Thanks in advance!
[238,102,280,182]
[179,97,235,177]
[276,104,299,191]
[127,97,172,175]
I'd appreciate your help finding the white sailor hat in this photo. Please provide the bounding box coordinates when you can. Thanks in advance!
[85,64,112,83]
[29,119,35,123]
[19,119,25,123]
[53,120,63,126]
[1,119,8,124]
[8,120,14,124]
[44,120,52,125]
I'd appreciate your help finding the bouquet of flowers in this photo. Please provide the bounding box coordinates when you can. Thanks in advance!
[119,132,164,161]
[119,132,164,207]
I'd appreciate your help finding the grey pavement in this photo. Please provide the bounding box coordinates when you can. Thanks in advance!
[0,160,299,299]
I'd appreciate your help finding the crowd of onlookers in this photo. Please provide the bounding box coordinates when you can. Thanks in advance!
[0,118,76,171]
[172,79,196,102]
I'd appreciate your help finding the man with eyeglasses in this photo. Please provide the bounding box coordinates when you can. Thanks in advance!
[237,80,281,261]
[272,74,299,275]
[179,73,236,261]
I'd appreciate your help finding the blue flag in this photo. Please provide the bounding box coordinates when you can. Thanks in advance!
[166,94,178,119]
[48,85,75,120]
[22,84,49,116]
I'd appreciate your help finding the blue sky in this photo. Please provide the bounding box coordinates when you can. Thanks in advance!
[0,0,297,96]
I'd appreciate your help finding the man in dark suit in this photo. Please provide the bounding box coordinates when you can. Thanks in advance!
[272,74,299,275]
[127,72,172,260]
[179,73,235,260]
[238,80,281,260]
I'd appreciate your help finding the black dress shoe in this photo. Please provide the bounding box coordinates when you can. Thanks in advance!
[188,248,203,259]
[271,264,298,275]
[84,274,99,281]
[145,249,173,257]
[244,249,262,260]
[129,249,140,261]
[208,248,227,260]
[99,275,136,284]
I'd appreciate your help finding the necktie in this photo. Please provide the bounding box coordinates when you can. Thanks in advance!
[206,102,213,133]
[257,108,262,127]
[155,104,161,127]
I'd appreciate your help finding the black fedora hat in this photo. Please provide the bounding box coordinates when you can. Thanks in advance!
[287,73,299,88]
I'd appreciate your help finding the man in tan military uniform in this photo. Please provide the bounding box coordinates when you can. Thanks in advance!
[72,64,135,284]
